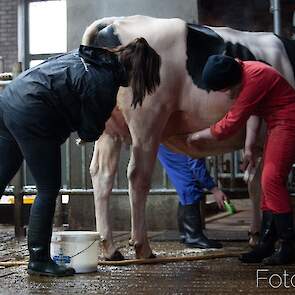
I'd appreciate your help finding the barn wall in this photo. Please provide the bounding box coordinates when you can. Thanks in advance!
[199,0,294,38]
[0,0,18,72]
[67,0,198,50]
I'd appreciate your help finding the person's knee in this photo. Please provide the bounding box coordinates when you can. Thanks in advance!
[261,167,290,212]
[37,183,61,198]
[261,165,284,194]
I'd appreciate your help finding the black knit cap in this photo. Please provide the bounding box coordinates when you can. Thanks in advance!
[201,55,242,91]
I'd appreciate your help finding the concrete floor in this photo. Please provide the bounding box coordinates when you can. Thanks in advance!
[1,200,295,294]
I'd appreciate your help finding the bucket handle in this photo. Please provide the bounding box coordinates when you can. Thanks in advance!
[70,238,100,259]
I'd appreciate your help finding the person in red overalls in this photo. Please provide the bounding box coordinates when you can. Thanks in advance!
[187,54,295,265]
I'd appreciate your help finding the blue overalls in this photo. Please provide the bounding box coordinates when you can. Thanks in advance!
[157,144,216,205]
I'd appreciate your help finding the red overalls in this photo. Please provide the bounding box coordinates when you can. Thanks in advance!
[210,61,295,213]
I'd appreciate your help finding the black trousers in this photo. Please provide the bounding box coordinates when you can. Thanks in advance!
[0,107,62,248]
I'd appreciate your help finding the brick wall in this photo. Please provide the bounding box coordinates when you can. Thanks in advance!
[0,0,18,72]
[199,0,294,38]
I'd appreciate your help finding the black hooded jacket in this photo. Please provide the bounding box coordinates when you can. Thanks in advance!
[0,45,123,142]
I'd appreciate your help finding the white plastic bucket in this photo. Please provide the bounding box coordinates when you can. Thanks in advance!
[51,231,100,273]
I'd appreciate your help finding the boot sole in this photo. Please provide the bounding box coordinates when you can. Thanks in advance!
[263,257,294,266]
[27,269,74,277]
[239,258,263,264]
[184,243,222,249]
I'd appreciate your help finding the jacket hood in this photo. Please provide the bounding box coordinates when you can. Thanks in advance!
[78,45,128,86]
[78,45,119,68]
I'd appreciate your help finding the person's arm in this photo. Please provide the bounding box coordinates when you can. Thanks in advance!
[77,71,117,142]
[241,115,261,171]
[186,94,254,144]
[188,67,271,143]
[245,115,260,152]
[77,98,107,142]
[209,73,269,140]
[187,127,214,143]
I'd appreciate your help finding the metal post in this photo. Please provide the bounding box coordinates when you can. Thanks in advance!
[162,167,169,189]
[115,169,119,189]
[271,0,282,36]
[8,33,25,238]
[0,56,3,72]
[54,195,63,228]
[213,156,219,183]
[81,145,87,189]
[17,0,29,70]
[65,139,71,188]
[17,0,24,66]
[12,168,25,239]
[230,152,235,188]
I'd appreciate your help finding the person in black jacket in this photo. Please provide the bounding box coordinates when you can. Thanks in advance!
[0,38,161,277]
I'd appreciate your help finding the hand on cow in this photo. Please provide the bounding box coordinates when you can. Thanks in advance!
[210,187,228,209]
[187,128,214,144]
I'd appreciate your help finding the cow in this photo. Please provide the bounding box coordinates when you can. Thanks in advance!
[81,15,295,260]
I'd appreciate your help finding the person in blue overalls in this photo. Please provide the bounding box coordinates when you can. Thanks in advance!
[158,144,228,249]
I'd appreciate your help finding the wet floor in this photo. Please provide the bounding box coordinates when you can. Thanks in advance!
[1,229,295,294]
[1,203,295,295]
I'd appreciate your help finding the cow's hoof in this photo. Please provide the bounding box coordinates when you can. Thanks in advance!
[135,252,156,259]
[248,231,260,248]
[129,238,135,246]
[105,250,125,261]
[135,246,156,259]
[149,252,156,259]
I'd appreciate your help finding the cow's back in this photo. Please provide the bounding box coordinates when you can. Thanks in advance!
[211,26,295,87]
[84,16,295,157]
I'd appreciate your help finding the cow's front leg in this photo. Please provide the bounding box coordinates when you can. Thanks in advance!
[90,133,123,260]
[123,96,170,258]
[127,144,158,259]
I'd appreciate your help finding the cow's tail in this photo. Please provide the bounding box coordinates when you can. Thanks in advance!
[82,17,119,46]
[115,38,161,108]
[82,19,161,108]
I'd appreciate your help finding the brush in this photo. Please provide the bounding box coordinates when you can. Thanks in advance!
[224,200,237,215]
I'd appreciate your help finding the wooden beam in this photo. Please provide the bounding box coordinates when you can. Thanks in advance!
[97,250,245,266]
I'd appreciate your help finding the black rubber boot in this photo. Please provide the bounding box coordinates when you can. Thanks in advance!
[177,203,186,243]
[239,211,276,263]
[183,203,223,249]
[27,196,75,277]
[263,212,294,265]
[28,246,75,277]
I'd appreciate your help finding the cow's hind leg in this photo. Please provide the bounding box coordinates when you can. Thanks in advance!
[90,133,123,260]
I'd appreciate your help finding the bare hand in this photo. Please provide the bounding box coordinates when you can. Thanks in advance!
[240,148,256,172]
[187,128,213,144]
[210,187,228,209]
[187,132,201,143]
